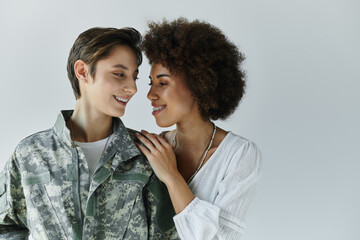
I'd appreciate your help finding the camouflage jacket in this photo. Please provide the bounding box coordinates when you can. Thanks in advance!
[0,110,180,240]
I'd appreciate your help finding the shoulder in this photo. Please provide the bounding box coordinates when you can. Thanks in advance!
[221,132,262,176]
[15,128,54,151]
[13,128,58,163]
[160,130,175,143]
[221,132,260,154]
[126,127,139,139]
[125,128,145,147]
[9,128,59,171]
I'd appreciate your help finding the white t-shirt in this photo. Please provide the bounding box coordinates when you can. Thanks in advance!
[173,132,262,240]
[74,134,114,177]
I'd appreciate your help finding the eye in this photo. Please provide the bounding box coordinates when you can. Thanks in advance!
[148,81,167,86]
[114,73,125,78]
[134,77,139,81]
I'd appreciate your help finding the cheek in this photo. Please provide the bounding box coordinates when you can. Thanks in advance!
[101,77,116,90]
[167,89,194,113]
[102,80,121,99]
[90,79,115,104]
[177,85,194,105]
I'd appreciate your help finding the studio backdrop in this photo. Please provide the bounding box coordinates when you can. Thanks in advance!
[0,0,359,239]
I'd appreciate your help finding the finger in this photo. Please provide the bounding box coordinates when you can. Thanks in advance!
[140,130,164,150]
[135,143,159,168]
[153,134,172,149]
[135,142,152,158]
[136,133,157,152]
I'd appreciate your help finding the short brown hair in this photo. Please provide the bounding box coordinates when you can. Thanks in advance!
[142,18,246,120]
[67,27,142,99]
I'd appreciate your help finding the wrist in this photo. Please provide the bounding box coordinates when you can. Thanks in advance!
[164,172,185,189]
[163,172,195,214]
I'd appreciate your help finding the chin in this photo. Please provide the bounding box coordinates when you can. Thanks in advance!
[115,112,125,118]
[109,109,125,118]
[155,118,175,128]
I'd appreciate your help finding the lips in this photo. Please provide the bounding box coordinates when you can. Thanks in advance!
[152,104,166,115]
[114,95,129,105]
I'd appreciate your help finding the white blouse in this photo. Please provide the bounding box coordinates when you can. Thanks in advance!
[173,132,262,240]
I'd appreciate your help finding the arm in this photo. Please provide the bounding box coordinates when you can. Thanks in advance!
[137,131,261,240]
[173,141,261,239]
[135,131,194,214]
[0,153,29,239]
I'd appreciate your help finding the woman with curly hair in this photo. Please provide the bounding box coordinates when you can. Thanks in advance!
[136,18,261,239]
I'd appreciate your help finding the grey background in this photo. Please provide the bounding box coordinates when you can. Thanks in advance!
[0,0,359,239]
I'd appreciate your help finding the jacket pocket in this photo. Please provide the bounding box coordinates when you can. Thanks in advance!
[112,172,149,215]
[23,171,51,186]
[24,172,69,240]
[86,172,147,239]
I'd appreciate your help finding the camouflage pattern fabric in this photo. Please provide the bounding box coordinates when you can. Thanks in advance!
[0,110,180,240]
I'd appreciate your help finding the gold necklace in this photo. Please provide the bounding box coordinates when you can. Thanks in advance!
[172,122,217,184]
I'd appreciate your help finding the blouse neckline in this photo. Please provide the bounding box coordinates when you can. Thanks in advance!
[187,131,232,185]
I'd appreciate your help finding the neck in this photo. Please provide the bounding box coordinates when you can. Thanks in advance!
[174,117,214,152]
[68,100,113,142]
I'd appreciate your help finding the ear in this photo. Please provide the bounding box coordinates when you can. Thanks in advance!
[74,60,90,83]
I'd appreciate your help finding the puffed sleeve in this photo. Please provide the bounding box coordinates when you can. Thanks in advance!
[173,141,262,240]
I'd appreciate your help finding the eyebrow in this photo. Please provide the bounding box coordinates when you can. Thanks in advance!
[112,64,139,73]
[149,74,170,80]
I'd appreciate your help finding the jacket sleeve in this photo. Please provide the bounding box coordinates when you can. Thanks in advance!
[0,153,29,239]
[143,173,180,240]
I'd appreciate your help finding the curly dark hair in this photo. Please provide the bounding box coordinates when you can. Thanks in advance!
[142,18,246,120]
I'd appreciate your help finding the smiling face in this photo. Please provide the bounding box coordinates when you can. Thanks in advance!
[83,45,138,118]
[147,63,199,127]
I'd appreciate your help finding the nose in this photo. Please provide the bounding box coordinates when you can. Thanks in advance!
[123,79,137,95]
[147,85,158,101]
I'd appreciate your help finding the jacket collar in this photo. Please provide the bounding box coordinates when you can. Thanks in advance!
[53,110,73,147]
[53,110,142,167]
